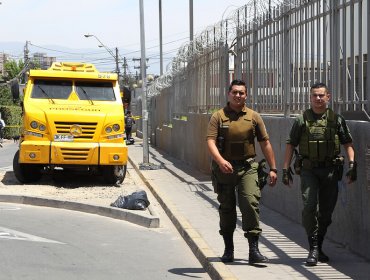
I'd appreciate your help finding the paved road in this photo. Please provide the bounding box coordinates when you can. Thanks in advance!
[0,140,211,279]
[0,140,18,171]
[0,202,211,280]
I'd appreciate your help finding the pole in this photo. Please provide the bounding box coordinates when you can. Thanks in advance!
[115,47,120,77]
[159,0,163,75]
[139,0,149,165]
[189,0,193,41]
[123,57,128,84]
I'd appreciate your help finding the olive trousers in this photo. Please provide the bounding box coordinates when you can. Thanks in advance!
[213,161,262,238]
[300,166,339,237]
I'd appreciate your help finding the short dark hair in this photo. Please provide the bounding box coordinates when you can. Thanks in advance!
[310,82,329,93]
[229,79,247,92]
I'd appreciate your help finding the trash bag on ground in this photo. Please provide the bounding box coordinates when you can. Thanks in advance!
[126,137,135,145]
[110,190,150,210]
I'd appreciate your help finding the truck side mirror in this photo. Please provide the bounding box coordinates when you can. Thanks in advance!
[10,79,20,101]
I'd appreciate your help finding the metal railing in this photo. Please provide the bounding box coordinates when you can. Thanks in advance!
[148,0,369,122]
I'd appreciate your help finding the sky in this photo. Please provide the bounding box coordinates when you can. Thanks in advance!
[0,0,249,75]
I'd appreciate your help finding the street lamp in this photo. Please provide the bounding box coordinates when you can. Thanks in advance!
[84,34,120,75]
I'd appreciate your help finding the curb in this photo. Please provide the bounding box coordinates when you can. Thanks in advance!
[128,157,238,280]
[0,194,160,228]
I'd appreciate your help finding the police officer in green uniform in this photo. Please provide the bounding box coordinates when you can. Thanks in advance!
[282,82,357,266]
[207,79,278,264]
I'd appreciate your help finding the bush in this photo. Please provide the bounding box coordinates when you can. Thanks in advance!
[0,84,22,139]
[0,105,22,139]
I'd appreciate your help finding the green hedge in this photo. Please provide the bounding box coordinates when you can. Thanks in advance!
[0,105,22,139]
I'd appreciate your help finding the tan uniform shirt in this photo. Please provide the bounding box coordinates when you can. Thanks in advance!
[207,104,269,160]
[207,105,269,140]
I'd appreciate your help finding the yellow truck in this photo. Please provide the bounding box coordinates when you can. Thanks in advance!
[11,62,127,184]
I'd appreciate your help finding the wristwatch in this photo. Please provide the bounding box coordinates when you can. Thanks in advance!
[270,168,278,174]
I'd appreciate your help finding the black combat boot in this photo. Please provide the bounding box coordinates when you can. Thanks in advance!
[221,233,234,263]
[317,235,329,262]
[306,235,319,266]
[247,235,269,264]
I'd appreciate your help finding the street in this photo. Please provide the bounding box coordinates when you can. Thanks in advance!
[0,140,18,171]
[0,141,211,280]
[0,202,210,280]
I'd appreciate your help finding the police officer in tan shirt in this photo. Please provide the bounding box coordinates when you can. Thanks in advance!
[207,79,277,264]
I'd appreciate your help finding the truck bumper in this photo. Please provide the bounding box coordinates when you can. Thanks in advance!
[19,141,128,165]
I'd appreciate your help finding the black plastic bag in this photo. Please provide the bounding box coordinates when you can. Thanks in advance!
[111,190,150,210]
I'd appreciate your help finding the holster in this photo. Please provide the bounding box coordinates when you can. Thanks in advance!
[211,169,222,193]
[257,159,269,190]
[293,155,303,175]
[333,156,345,180]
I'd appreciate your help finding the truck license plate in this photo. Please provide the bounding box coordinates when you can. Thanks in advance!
[54,134,74,142]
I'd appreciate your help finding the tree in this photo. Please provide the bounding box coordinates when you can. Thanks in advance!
[0,85,13,106]
[2,59,25,83]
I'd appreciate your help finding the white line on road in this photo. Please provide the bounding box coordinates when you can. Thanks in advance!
[0,226,65,244]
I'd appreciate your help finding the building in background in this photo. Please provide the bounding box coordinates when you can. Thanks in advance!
[32,52,56,69]
[0,52,10,78]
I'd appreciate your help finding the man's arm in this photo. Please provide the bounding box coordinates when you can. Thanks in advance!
[259,140,277,186]
[207,139,233,174]
[343,142,356,184]
[343,143,355,162]
[283,144,295,169]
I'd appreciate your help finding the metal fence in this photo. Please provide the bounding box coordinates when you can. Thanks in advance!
[148,0,369,122]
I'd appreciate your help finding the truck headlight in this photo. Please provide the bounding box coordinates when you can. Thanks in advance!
[30,121,38,129]
[112,124,120,131]
[105,126,112,133]
[39,124,46,131]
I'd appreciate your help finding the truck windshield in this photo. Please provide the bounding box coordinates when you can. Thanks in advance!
[75,81,116,101]
[31,80,72,99]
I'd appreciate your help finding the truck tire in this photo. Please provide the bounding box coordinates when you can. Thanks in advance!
[13,150,43,183]
[102,165,127,185]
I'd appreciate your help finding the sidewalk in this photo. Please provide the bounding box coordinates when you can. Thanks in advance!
[128,138,370,280]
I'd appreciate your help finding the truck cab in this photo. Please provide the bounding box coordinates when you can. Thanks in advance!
[12,62,127,184]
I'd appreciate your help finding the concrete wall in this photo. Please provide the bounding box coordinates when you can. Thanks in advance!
[151,114,370,260]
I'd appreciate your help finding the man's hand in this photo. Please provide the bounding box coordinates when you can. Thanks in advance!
[282,167,294,186]
[346,161,357,184]
[218,159,233,174]
[269,169,277,187]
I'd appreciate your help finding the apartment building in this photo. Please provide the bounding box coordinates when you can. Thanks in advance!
[0,52,9,78]
[32,52,56,69]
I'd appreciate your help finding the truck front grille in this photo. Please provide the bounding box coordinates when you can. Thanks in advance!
[60,147,90,161]
[54,122,97,139]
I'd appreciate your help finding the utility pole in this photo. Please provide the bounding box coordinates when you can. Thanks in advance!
[189,0,193,41]
[23,41,30,83]
[115,47,120,77]
[139,0,149,166]
[159,0,163,75]
[133,57,149,77]
[123,57,128,85]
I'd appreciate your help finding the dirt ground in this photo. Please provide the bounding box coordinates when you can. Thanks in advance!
[0,163,156,211]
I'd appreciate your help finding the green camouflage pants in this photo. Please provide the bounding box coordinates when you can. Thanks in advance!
[300,166,339,237]
[212,161,262,238]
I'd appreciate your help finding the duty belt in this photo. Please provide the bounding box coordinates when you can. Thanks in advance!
[230,158,255,166]
[302,158,334,169]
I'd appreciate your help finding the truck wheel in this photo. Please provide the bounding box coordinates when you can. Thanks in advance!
[102,165,127,185]
[13,150,43,183]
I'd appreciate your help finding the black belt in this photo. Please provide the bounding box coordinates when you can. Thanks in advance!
[302,158,334,169]
[230,158,255,166]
